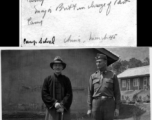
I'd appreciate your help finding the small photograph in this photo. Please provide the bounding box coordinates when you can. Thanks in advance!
[1,47,150,120]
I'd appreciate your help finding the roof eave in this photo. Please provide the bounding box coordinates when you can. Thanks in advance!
[118,74,150,79]
[95,48,119,65]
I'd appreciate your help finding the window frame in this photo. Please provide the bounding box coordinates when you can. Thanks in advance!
[126,79,130,90]
[122,80,126,88]
[143,77,147,89]
[143,77,147,86]
[133,78,139,87]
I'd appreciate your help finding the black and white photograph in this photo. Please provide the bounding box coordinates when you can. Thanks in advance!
[1,47,150,120]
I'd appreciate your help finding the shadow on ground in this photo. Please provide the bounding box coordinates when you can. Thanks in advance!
[2,103,148,120]
[116,103,146,119]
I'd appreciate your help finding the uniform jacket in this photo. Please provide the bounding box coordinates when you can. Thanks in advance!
[87,70,120,110]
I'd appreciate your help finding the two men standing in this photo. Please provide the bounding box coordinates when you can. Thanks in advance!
[42,53,120,120]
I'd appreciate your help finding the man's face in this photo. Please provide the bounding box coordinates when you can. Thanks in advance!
[53,63,63,74]
[96,59,107,70]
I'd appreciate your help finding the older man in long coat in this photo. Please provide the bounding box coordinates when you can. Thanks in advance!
[42,56,73,120]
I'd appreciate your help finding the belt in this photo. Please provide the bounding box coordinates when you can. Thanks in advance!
[95,96,113,99]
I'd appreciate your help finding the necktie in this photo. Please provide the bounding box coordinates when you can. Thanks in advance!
[100,72,103,84]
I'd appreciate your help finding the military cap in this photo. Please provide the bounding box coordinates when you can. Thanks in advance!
[95,53,107,61]
[50,56,66,70]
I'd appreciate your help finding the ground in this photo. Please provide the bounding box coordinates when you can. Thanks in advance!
[2,103,150,120]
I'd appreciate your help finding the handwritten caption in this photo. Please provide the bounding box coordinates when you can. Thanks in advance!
[24,36,55,45]
[23,33,118,45]
[26,0,130,26]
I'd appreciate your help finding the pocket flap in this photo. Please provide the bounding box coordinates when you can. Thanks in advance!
[93,79,100,84]
[105,78,113,83]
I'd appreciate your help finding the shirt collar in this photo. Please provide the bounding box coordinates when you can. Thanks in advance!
[54,73,62,77]
[96,69,108,75]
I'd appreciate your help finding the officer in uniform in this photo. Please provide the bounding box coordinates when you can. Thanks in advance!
[42,56,73,120]
[87,53,120,120]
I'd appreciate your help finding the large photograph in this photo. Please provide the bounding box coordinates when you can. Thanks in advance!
[1,47,150,120]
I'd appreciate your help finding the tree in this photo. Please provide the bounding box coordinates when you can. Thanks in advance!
[110,59,127,75]
[128,58,143,68]
[110,57,149,75]
[142,57,149,66]
[112,60,122,75]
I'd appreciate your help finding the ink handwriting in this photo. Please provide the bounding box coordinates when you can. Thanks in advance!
[22,0,133,46]
[89,32,118,41]
[23,33,118,46]
[64,35,81,43]
[24,37,55,46]
[114,0,130,5]
[26,0,131,26]
[88,1,106,13]
[39,37,55,44]
[27,0,44,6]
[24,38,37,46]
[56,3,77,11]
[34,6,47,19]
[27,17,43,26]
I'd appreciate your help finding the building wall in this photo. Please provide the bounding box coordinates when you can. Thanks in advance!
[120,79,126,91]
[2,49,99,112]
[139,77,143,90]
[141,76,150,90]
[120,76,150,91]
[130,78,134,90]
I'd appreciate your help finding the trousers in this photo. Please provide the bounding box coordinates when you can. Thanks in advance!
[45,108,71,120]
[92,97,115,120]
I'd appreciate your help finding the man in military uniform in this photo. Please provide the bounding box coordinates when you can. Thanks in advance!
[87,53,120,120]
[42,56,73,120]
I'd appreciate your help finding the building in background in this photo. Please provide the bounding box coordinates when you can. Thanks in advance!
[118,66,150,103]
[2,48,119,113]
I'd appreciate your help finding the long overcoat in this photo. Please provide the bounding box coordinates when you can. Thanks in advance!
[41,74,73,120]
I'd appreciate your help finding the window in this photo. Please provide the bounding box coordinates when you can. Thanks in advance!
[126,79,130,90]
[133,78,139,87]
[143,77,147,89]
[143,77,147,86]
[122,80,126,88]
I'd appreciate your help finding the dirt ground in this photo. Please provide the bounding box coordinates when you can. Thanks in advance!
[0,118,136,120]
[2,103,150,120]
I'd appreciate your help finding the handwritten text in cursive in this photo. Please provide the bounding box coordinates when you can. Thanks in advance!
[64,35,81,43]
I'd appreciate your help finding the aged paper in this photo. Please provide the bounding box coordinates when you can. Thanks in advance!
[21,0,136,47]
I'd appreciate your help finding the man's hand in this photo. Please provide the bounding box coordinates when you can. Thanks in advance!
[55,102,61,109]
[87,110,92,116]
[56,107,64,113]
[114,109,119,117]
